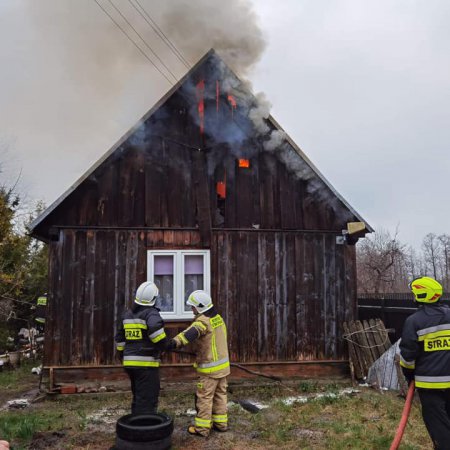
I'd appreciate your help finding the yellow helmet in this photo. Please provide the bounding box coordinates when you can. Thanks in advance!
[409,276,443,303]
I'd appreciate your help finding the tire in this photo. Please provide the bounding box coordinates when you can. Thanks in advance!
[115,434,172,450]
[116,413,173,442]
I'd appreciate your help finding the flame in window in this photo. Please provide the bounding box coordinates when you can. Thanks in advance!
[216,181,226,199]
[196,80,205,134]
[238,159,250,168]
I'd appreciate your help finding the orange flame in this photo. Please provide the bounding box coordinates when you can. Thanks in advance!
[238,159,250,168]
[216,181,226,198]
[227,95,237,108]
[196,80,205,134]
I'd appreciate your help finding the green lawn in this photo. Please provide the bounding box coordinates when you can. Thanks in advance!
[0,373,433,450]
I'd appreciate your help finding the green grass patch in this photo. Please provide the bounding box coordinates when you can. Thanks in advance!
[0,360,39,388]
[0,410,61,448]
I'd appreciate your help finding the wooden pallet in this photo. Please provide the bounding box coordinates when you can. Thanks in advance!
[343,319,392,382]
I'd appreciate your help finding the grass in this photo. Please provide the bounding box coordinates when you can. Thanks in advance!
[0,360,39,388]
[0,376,435,450]
[0,412,63,449]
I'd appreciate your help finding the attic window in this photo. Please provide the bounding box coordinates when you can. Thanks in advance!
[238,159,250,168]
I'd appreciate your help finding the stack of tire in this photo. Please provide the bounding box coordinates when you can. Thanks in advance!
[115,413,173,449]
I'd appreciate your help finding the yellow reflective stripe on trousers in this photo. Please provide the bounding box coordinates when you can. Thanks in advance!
[212,414,228,423]
[195,417,211,428]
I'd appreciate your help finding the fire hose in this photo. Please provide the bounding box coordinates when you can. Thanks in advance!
[389,381,415,450]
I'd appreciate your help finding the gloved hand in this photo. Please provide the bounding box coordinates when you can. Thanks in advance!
[166,339,177,351]
[402,367,415,385]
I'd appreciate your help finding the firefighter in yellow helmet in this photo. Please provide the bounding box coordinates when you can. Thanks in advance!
[167,290,230,437]
[399,276,450,448]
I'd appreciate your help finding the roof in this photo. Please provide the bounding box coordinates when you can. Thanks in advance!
[30,49,373,235]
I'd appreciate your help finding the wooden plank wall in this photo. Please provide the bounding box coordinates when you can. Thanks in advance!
[36,90,357,238]
[213,231,356,363]
[45,228,356,366]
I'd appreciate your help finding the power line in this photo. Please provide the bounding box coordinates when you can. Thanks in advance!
[106,0,178,82]
[129,0,191,69]
[93,0,174,85]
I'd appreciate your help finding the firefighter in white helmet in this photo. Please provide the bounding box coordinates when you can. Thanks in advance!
[167,290,230,437]
[400,276,450,448]
[115,281,168,415]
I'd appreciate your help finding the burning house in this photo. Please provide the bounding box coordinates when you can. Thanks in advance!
[30,50,372,386]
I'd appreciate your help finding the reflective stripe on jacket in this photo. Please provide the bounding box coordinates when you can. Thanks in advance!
[35,295,47,324]
[115,305,167,368]
[400,304,450,389]
[174,307,230,378]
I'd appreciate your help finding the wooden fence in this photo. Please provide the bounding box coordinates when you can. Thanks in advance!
[358,293,450,342]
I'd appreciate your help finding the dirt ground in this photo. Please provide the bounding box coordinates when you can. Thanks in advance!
[0,368,435,450]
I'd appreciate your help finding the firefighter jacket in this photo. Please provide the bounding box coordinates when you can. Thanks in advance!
[35,295,47,324]
[115,305,168,368]
[173,306,230,378]
[400,303,450,389]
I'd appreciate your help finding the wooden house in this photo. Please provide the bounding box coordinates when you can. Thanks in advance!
[30,50,372,386]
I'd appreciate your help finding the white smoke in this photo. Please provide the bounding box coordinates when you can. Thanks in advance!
[265,130,287,152]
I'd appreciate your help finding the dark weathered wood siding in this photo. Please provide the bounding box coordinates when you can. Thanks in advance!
[45,229,356,365]
[37,52,363,371]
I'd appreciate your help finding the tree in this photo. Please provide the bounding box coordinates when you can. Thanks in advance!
[356,228,406,294]
[438,234,450,291]
[0,186,48,351]
[422,233,441,280]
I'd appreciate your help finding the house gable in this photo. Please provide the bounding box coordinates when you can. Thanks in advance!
[31,50,372,241]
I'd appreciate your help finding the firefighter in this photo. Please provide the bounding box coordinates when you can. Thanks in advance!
[400,276,450,449]
[35,293,47,330]
[115,281,168,415]
[167,290,230,437]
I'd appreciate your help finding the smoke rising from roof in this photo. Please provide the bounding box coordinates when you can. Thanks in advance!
[157,0,266,76]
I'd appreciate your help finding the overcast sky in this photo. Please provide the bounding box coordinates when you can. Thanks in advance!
[1,0,449,249]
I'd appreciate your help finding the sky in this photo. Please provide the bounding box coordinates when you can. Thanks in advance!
[1,0,449,249]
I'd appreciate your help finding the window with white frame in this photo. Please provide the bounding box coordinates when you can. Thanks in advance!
[147,250,211,320]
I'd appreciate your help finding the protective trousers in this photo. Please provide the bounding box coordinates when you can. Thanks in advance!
[125,367,160,415]
[418,389,450,450]
[194,376,228,436]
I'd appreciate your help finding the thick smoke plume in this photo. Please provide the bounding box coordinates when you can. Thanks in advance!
[156,0,266,77]
[156,1,289,152]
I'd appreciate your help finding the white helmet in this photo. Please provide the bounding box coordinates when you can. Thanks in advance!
[135,281,159,306]
[186,290,213,314]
